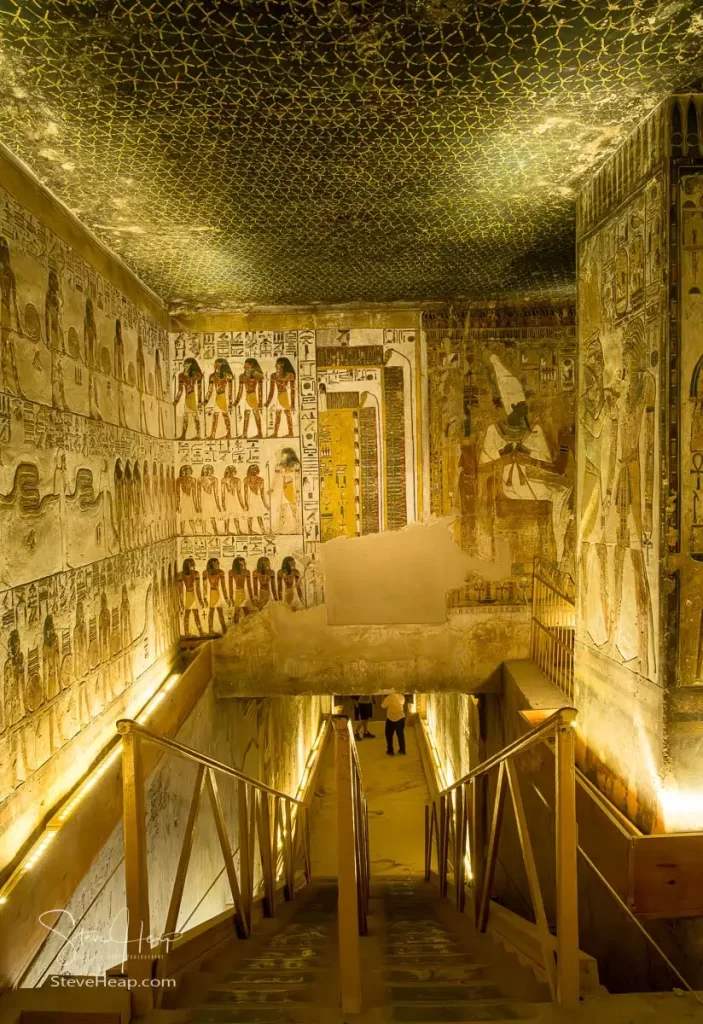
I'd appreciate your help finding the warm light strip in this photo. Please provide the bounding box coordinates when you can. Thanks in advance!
[422,719,474,881]
[423,719,447,790]
[0,671,181,908]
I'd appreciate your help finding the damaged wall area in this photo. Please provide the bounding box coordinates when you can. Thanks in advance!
[213,600,529,696]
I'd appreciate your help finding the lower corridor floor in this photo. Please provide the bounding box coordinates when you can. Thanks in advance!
[310,713,431,879]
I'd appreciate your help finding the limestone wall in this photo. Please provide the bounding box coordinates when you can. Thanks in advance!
[0,150,179,871]
[424,691,480,787]
[574,98,703,832]
[24,685,325,981]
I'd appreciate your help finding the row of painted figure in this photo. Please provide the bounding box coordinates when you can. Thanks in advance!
[177,447,300,536]
[174,357,297,439]
[179,554,305,635]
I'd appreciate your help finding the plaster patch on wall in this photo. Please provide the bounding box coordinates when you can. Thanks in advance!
[322,516,512,626]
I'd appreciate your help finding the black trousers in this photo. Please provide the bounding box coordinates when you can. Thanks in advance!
[385,718,406,754]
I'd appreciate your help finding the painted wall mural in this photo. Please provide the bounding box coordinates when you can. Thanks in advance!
[577,174,664,684]
[575,161,667,832]
[0,182,178,817]
[171,328,322,634]
[425,306,576,609]
[170,325,419,636]
[679,172,703,689]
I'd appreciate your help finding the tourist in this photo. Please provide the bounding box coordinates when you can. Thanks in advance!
[382,691,406,756]
[356,695,375,740]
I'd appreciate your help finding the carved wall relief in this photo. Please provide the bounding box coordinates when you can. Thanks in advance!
[679,172,703,686]
[170,324,419,636]
[427,306,576,608]
[0,181,178,832]
[171,329,323,633]
[576,175,664,683]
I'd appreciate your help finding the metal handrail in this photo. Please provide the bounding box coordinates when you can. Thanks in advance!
[117,718,304,804]
[439,707,577,796]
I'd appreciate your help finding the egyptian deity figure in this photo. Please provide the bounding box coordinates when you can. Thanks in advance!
[228,556,253,624]
[221,465,246,535]
[179,557,205,636]
[266,357,296,437]
[0,236,22,395]
[253,556,277,609]
[244,464,270,535]
[173,358,204,440]
[197,464,221,534]
[606,320,657,676]
[177,464,200,534]
[235,358,264,438]
[114,319,127,426]
[203,557,228,634]
[277,556,304,610]
[203,358,235,439]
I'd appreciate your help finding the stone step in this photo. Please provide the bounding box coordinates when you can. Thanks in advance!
[386,927,451,936]
[203,988,313,1005]
[386,968,488,984]
[240,956,328,970]
[390,1005,525,1022]
[389,985,504,1002]
[185,1008,319,1023]
[220,970,317,985]
[387,942,463,952]
[382,950,474,958]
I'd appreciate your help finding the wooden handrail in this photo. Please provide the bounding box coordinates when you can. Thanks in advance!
[119,716,325,1015]
[423,706,580,1009]
[333,715,370,1014]
[117,718,304,804]
[439,707,577,795]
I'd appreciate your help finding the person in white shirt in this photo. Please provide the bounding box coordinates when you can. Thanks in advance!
[381,692,406,755]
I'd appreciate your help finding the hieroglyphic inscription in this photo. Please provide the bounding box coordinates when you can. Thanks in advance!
[383,365,407,531]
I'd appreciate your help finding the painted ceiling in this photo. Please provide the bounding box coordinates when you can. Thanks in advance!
[0,1,702,310]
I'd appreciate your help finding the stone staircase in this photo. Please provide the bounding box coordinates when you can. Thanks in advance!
[377,878,541,1023]
[150,882,340,1023]
[148,878,547,1024]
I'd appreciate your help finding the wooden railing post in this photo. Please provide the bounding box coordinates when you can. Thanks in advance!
[439,793,449,897]
[120,726,153,1016]
[555,711,580,1008]
[424,804,432,882]
[238,780,252,931]
[334,716,362,1014]
[454,783,466,912]
[256,789,276,917]
[471,775,486,926]
[303,804,312,883]
[284,799,294,900]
